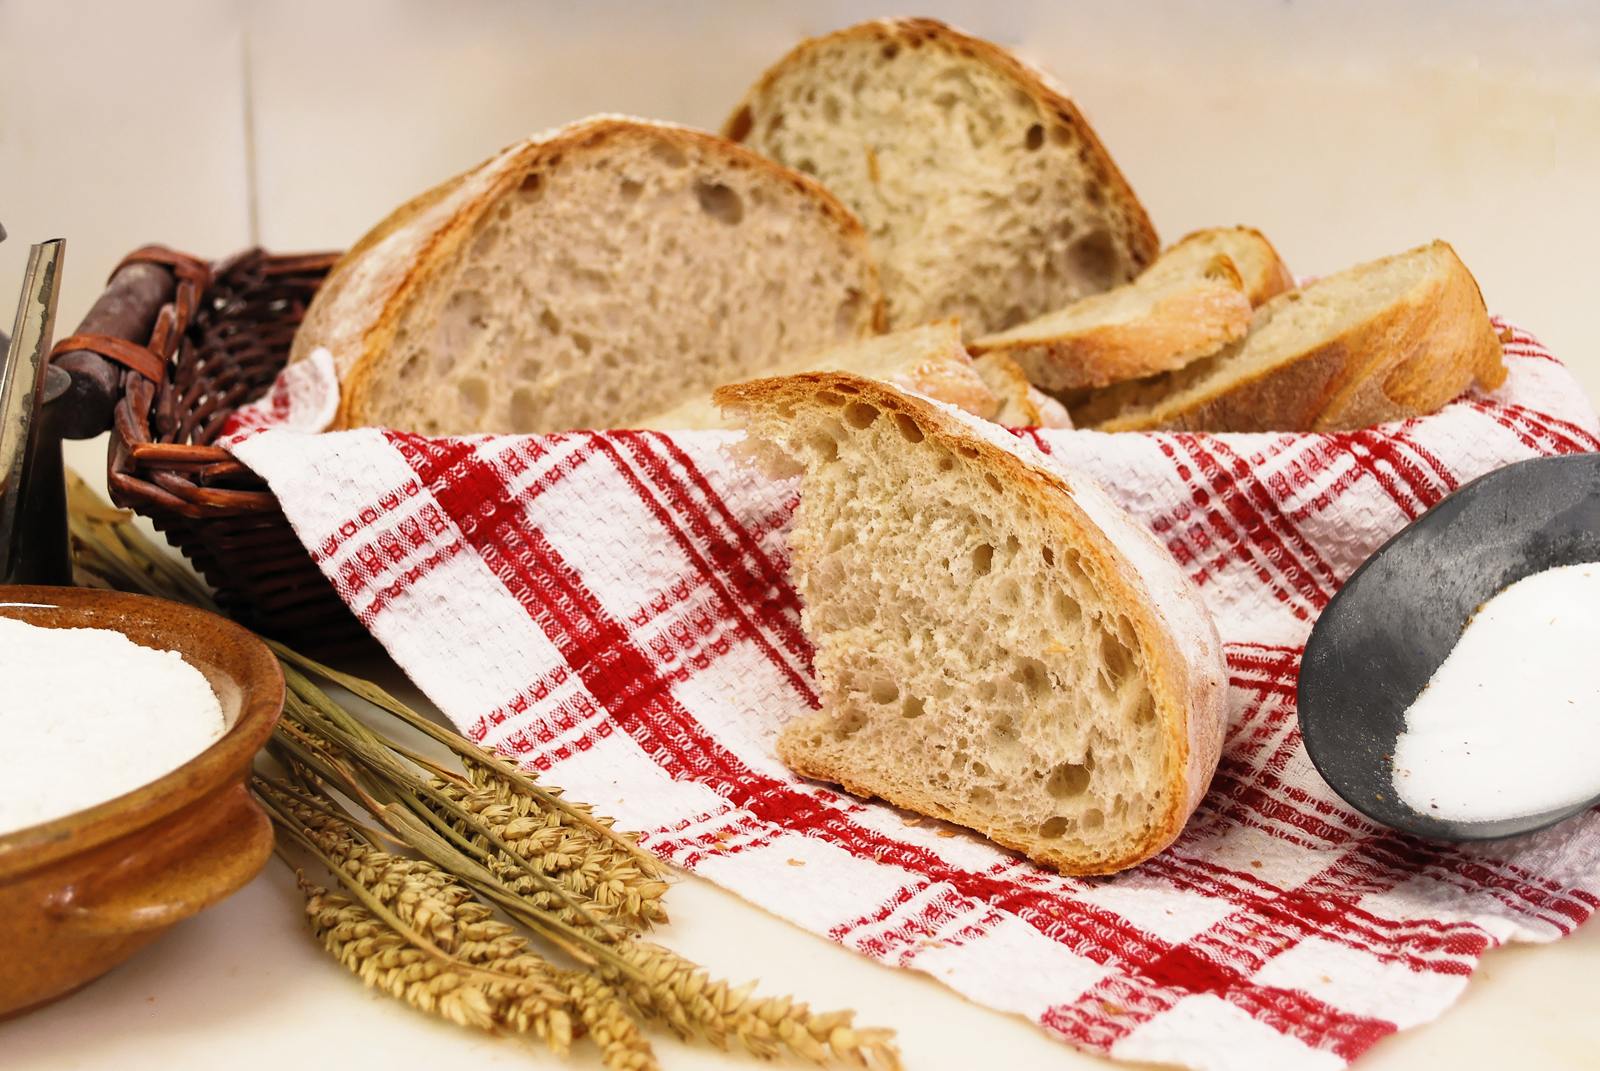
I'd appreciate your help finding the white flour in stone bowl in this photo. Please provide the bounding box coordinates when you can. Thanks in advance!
[0,616,226,835]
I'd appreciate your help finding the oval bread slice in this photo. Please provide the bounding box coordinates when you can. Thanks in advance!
[1071,240,1506,432]
[724,18,1159,338]
[969,232,1256,391]
[289,116,884,434]
[715,372,1227,875]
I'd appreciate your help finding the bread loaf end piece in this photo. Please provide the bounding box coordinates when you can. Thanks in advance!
[969,234,1255,391]
[1075,240,1506,433]
[292,116,884,434]
[725,18,1159,338]
[717,373,1226,875]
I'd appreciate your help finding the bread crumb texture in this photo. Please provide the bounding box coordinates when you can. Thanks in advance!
[299,118,882,435]
[720,372,1224,875]
[726,18,1158,337]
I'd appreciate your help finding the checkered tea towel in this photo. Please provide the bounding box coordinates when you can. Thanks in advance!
[222,320,1600,1071]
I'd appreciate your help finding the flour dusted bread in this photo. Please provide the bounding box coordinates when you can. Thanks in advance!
[289,116,883,434]
[969,230,1257,391]
[637,320,994,430]
[1071,241,1506,432]
[716,373,1226,875]
[724,18,1159,337]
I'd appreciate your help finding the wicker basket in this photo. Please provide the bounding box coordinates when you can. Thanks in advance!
[55,246,374,655]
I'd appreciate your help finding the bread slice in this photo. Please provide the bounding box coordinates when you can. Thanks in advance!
[968,231,1256,391]
[715,372,1226,875]
[723,18,1159,338]
[1070,241,1507,433]
[288,116,884,434]
[971,353,1073,428]
[1175,226,1296,307]
[636,320,995,430]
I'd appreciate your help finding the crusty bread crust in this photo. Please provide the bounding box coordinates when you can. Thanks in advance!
[1078,241,1507,433]
[970,245,1254,391]
[1172,226,1296,307]
[716,372,1226,875]
[290,116,885,431]
[724,18,1160,336]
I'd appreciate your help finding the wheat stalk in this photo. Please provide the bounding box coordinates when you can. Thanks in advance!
[68,470,902,1071]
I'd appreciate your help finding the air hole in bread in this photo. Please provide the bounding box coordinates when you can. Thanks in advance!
[845,401,879,429]
[398,354,422,382]
[472,227,500,258]
[834,382,861,395]
[539,308,561,334]
[937,455,954,471]
[809,433,838,462]
[970,786,995,810]
[823,96,842,124]
[651,140,688,169]
[1098,626,1136,690]
[1050,123,1073,147]
[1131,688,1156,726]
[955,444,979,459]
[977,680,997,701]
[767,111,785,135]
[1039,816,1072,838]
[895,413,924,443]
[1068,229,1119,291]
[1082,808,1105,830]
[511,387,540,433]
[458,376,489,421]
[1042,545,1055,566]
[619,178,643,201]
[902,695,925,718]
[881,42,900,60]
[1010,657,1048,701]
[998,305,1027,331]
[971,543,994,576]
[695,180,744,225]
[727,105,754,142]
[984,472,1004,494]
[833,710,866,739]
[1052,588,1082,627]
[815,390,845,407]
[519,172,541,194]
[970,761,988,777]
[1024,123,1044,151]
[869,679,899,704]
[572,333,593,355]
[436,290,487,354]
[1045,760,1091,799]
[795,158,818,176]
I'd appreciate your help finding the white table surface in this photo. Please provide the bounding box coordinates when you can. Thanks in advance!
[4,3,1600,1068]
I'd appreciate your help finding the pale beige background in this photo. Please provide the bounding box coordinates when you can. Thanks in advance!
[3,2,1599,1069]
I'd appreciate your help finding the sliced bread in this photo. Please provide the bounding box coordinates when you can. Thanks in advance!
[1175,226,1296,308]
[636,320,995,430]
[289,116,884,434]
[715,372,1226,875]
[723,18,1159,337]
[1070,241,1507,433]
[968,230,1256,391]
[971,353,1074,428]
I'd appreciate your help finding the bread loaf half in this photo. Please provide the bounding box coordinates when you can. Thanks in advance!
[724,18,1159,338]
[636,320,994,430]
[1070,241,1506,433]
[968,230,1257,391]
[289,116,884,434]
[715,372,1226,875]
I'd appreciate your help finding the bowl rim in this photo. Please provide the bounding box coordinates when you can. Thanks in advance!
[0,585,284,880]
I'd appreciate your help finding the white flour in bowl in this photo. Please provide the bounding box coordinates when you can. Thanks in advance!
[0,617,226,835]
[1392,563,1600,823]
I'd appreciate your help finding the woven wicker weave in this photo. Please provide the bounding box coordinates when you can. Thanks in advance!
[71,247,375,655]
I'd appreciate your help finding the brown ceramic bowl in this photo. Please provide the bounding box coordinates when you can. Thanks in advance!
[0,586,283,1021]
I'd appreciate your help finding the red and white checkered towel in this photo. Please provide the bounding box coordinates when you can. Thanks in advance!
[223,321,1600,1071]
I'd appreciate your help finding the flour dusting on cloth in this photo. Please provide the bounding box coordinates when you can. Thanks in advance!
[224,320,1600,1071]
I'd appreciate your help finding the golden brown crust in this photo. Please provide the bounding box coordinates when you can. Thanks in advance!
[292,116,886,430]
[1083,241,1506,433]
[717,371,1225,875]
[722,17,1160,275]
[1171,226,1296,307]
[971,254,1254,390]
